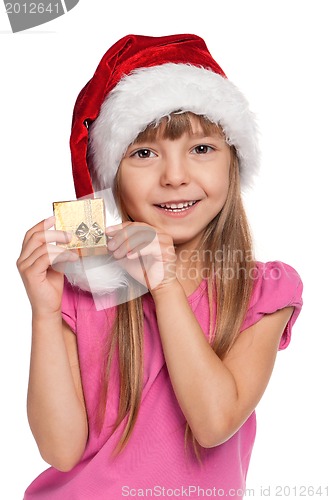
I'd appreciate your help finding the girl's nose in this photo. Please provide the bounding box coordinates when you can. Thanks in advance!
[160,156,191,187]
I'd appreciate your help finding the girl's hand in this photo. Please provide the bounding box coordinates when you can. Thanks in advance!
[106,221,177,293]
[17,216,79,317]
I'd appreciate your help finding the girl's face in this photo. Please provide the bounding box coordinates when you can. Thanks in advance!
[118,115,231,251]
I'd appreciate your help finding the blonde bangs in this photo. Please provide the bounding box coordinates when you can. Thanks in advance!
[134,112,224,143]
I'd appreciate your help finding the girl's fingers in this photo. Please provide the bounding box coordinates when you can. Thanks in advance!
[43,215,56,230]
[109,233,155,258]
[106,221,157,239]
[107,227,156,256]
[20,243,78,275]
[126,245,151,259]
[105,221,132,235]
[125,234,165,258]
[19,229,73,263]
[21,216,55,248]
[50,250,79,274]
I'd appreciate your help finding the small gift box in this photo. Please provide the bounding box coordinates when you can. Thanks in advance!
[53,198,108,256]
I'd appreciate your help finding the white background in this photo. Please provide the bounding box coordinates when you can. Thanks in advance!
[1,1,331,499]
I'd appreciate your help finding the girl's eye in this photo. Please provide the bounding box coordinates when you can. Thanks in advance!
[192,145,214,155]
[131,148,156,159]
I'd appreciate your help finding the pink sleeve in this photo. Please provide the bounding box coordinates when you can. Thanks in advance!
[241,261,303,350]
[61,277,78,333]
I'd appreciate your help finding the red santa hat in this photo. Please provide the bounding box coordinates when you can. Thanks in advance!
[70,33,259,200]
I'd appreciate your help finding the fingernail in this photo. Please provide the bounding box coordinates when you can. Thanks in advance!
[44,215,56,225]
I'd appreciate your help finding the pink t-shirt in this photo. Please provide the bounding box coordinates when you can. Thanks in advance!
[24,261,303,500]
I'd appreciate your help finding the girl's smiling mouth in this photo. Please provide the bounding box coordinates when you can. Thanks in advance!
[154,200,200,215]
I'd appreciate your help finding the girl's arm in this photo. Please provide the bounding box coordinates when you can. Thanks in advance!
[106,221,293,447]
[17,217,88,471]
[27,316,88,472]
[151,281,293,448]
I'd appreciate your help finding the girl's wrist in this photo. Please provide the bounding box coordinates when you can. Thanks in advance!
[32,308,63,325]
[150,278,184,301]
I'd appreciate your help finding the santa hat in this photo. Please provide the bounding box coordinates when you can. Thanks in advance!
[70,33,259,199]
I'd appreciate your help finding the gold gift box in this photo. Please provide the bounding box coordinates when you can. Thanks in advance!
[53,198,108,256]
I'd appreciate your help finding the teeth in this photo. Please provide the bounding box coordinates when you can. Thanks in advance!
[160,201,196,209]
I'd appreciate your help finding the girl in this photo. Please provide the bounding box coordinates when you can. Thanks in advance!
[17,34,303,499]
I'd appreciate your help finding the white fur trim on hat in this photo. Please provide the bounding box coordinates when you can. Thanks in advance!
[89,63,260,192]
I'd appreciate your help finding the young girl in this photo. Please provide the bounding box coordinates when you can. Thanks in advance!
[17,34,303,499]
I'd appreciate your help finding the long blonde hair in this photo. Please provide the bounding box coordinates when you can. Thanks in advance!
[96,113,255,457]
